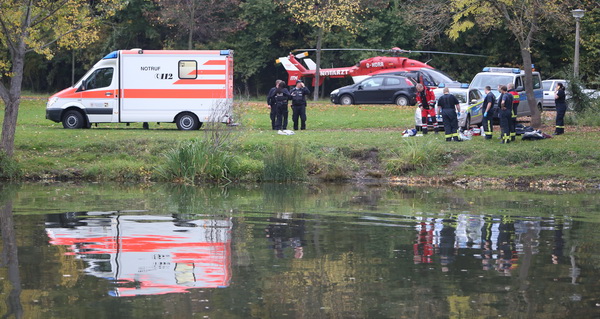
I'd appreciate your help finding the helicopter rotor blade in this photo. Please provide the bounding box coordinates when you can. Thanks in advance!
[405,50,488,57]
[291,48,486,57]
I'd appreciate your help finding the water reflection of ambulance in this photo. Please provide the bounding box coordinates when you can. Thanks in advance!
[46,212,232,296]
[45,49,234,130]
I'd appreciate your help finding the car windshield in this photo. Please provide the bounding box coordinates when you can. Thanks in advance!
[434,91,467,103]
[470,74,513,90]
[452,92,467,103]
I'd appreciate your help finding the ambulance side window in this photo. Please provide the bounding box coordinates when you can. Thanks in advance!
[179,61,197,79]
[85,68,113,90]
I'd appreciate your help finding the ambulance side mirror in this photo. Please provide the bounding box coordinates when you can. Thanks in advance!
[357,85,363,90]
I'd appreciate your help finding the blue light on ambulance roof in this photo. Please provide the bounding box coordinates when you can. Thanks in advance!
[512,68,520,74]
[103,51,118,59]
[461,83,469,88]
[482,67,490,72]
[438,83,445,88]
[220,50,231,56]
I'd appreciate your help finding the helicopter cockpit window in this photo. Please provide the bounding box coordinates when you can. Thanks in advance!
[420,68,454,86]
[361,77,384,88]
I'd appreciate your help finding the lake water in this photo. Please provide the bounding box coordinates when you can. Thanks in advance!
[1,183,599,318]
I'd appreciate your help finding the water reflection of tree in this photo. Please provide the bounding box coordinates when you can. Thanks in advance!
[0,185,23,319]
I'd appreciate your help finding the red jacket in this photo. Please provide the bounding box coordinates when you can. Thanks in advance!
[416,87,436,109]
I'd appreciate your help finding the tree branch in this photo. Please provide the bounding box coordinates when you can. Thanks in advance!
[24,27,83,53]
[30,0,72,29]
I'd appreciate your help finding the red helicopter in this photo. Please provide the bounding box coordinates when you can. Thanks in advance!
[276,47,486,87]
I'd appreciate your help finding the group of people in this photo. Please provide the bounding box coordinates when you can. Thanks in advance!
[269,78,568,140]
[417,81,568,144]
[416,83,463,142]
[266,79,311,131]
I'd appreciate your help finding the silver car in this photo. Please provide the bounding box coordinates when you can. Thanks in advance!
[414,86,484,131]
[542,79,600,108]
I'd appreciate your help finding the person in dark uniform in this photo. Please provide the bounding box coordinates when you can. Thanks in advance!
[272,81,290,131]
[482,86,496,140]
[437,87,461,142]
[554,82,567,135]
[267,80,283,130]
[499,85,513,144]
[507,83,520,141]
[289,80,311,130]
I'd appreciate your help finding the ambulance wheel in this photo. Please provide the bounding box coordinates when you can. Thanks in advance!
[395,95,409,106]
[175,113,200,130]
[62,110,85,129]
[339,95,353,105]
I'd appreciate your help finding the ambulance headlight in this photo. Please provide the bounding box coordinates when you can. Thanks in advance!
[47,97,58,108]
[331,89,339,95]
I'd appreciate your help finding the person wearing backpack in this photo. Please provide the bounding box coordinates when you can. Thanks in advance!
[290,80,311,130]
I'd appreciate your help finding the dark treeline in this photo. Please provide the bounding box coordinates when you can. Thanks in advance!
[22,0,600,97]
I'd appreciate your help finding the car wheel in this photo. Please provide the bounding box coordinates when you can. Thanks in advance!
[339,95,353,105]
[175,113,200,130]
[62,110,85,129]
[537,103,544,113]
[395,95,409,106]
[462,114,471,130]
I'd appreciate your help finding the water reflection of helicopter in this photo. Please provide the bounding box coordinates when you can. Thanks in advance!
[45,211,232,296]
[264,213,306,259]
[276,47,486,87]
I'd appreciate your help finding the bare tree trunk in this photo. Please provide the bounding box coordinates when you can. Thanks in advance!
[0,40,26,157]
[313,27,323,101]
[521,45,541,128]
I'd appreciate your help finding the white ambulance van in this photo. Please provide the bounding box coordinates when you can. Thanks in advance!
[46,49,234,130]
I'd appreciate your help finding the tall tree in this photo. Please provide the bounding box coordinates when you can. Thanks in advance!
[154,0,240,50]
[445,0,574,128]
[285,0,364,101]
[0,0,123,157]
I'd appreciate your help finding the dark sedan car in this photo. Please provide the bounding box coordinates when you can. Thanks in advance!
[330,75,417,106]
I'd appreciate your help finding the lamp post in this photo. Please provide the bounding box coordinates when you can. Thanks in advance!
[572,9,585,78]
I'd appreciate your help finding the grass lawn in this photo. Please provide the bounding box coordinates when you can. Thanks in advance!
[2,96,600,185]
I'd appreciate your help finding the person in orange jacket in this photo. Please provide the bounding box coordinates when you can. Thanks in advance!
[415,83,438,134]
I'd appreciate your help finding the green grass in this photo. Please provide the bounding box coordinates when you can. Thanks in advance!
[2,96,600,183]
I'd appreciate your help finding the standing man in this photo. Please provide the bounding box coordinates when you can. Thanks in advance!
[415,83,438,134]
[267,80,283,130]
[272,81,290,131]
[499,85,513,144]
[482,86,495,140]
[554,82,567,135]
[437,87,461,142]
[290,80,311,130]
[507,83,520,141]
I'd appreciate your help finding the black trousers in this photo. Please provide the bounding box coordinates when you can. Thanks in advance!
[441,109,459,141]
[499,108,512,143]
[269,106,276,130]
[555,103,566,134]
[292,104,307,130]
[482,113,494,139]
[510,104,518,140]
[274,104,289,130]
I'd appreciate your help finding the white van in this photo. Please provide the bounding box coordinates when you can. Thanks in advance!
[46,49,234,130]
[468,67,543,116]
